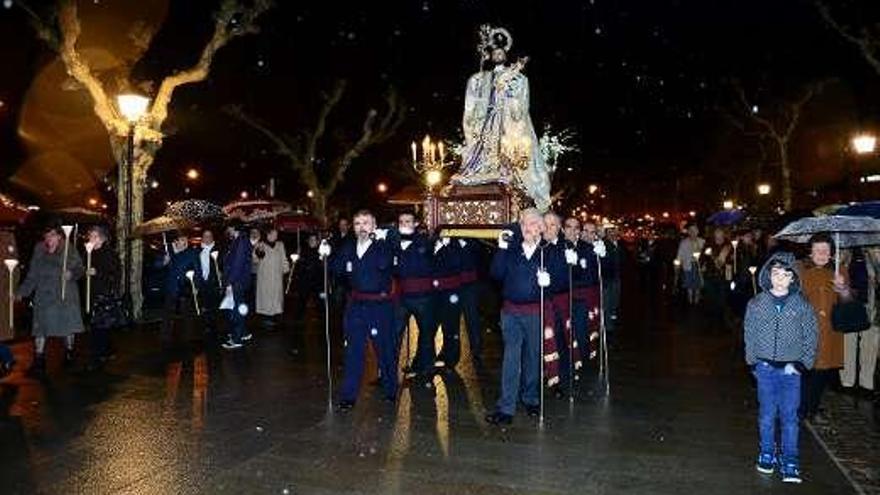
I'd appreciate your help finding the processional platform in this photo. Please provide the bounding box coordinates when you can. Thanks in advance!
[424,183,522,239]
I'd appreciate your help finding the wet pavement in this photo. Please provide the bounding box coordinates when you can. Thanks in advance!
[0,287,867,494]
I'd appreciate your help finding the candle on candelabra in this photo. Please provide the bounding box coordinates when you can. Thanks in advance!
[439,141,445,163]
[411,142,417,163]
[422,135,430,163]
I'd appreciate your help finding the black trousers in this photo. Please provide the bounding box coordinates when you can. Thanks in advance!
[800,368,837,418]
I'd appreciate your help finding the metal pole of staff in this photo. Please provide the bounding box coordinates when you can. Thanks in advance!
[538,245,546,427]
[596,252,610,396]
[322,251,333,411]
[567,262,575,403]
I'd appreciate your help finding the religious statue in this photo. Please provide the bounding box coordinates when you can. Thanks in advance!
[451,25,551,212]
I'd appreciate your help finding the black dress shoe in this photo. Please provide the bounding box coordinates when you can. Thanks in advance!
[337,400,355,412]
[526,405,541,418]
[552,386,566,400]
[485,412,513,426]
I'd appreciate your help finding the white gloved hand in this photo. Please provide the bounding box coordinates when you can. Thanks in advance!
[291,253,300,263]
[498,230,512,250]
[593,240,607,258]
[318,240,331,258]
[565,248,578,265]
[442,237,450,246]
[579,258,587,269]
[537,270,551,288]
[374,228,388,241]
[783,363,800,376]
[458,239,467,248]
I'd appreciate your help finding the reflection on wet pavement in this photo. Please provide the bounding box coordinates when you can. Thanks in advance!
[0,292,865,494]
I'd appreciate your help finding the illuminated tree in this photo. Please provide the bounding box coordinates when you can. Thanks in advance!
[18,0,272,318]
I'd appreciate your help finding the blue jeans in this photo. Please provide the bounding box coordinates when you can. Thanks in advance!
[0,343,12,365]
[755,361,801,464]
[496,311,540,415]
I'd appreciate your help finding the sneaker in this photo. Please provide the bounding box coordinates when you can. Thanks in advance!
[780,463,802,483]
[221,340,243,350]
[485,412,513,426]
[755,453,776,474]
[241,333,253,342]
[526,404,541,418]
[337,400,355,412]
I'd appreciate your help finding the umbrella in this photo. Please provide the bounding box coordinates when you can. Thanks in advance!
[773,215,880,275]
[51,206,106,224]
[834,201,880,219]
[134,215,196,237]
[164,199,225,222]
[812,203,847,217]
[707,209,745,226]
[275,211,321,251]
[0,194,30,225]
[223,199,292,223]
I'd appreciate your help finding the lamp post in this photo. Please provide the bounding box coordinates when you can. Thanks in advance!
[851,133,876,200]
[117,93,150,308]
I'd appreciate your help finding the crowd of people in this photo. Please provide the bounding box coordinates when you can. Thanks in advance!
[1,210,878,486]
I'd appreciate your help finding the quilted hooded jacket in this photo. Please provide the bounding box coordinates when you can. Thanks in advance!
[743,251,818,368]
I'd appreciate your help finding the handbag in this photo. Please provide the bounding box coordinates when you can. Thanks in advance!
[831,301,871,333]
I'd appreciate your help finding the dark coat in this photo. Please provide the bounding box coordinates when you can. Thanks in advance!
[223,235,253,298]
[490,242,543,304]
[17,241,85,337]
[330,239,394,295]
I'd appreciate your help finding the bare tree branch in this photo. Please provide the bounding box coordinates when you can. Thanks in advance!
[816,0,880,76]
[227,83,406,222]
[151,0,273,124]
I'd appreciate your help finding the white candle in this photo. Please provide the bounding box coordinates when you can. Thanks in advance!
[61,225,73,301]
[85,242,95,314]
[411,142,417,163]
[4,259,18,329]
[210,251,222,288]
[185,270,201,315]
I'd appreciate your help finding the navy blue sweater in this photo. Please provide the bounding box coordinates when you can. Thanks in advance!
[543,239,570,295]
[432,240,462,291]
[490,243,543,304]
[573,240,599,288]
[330,239,394,295]
[394,233,434,296]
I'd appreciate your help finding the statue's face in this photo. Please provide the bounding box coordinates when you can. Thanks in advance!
[491,48,507,65]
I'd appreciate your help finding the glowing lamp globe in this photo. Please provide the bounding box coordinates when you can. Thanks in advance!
[853,134,877,155]
[117,94,150,122]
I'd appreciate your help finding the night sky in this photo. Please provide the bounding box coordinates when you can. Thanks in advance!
[1,0,879,218]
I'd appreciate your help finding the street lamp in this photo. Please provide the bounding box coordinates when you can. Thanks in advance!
[757,183,771,195]
[588,184,599,195]
[116,93,149,308]
[186,168,200,180]
[853,134,877,155]
[376,182,388,194]
[723,200,734,210]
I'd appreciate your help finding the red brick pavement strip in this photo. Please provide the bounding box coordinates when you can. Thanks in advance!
[808,391,880,495]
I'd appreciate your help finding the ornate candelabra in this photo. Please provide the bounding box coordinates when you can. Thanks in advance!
[411,135,452,195]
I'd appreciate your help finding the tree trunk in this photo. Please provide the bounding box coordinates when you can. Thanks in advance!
[313,192,329,228]
[778,140,793,211]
